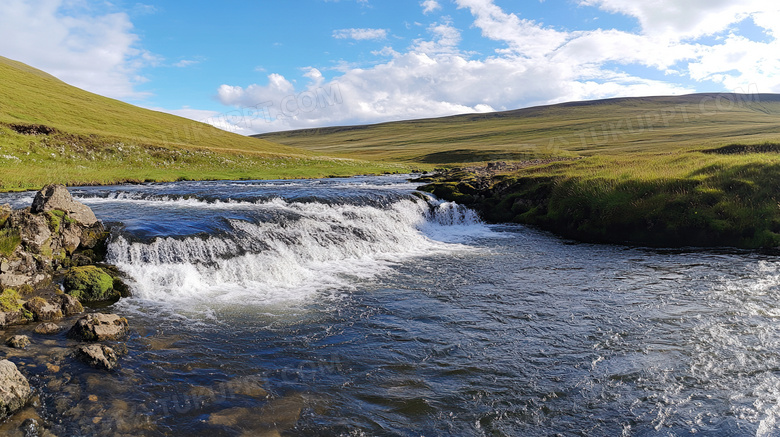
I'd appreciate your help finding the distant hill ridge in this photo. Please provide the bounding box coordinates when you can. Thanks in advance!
[256,92,780,164]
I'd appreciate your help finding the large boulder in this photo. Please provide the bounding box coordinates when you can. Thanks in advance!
[31,184,97,226]
[74,344,119,370]
[63,266,119,303]
[0,359,32,421]
[67,313,128,341]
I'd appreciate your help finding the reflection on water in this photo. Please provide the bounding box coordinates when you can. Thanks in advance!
[2,176,780,436]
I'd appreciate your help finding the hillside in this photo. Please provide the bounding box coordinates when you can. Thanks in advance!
[256,93,780,163]
[0,57,405,190]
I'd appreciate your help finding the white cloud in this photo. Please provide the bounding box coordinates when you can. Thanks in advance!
[204,0,778,134]
[421,0,441,14]
[580,0,776,39]
[411,21,462,55]
[0,0,157,99]
[456,0,569,57]
[332,28,388,41]
[174,59,199,68]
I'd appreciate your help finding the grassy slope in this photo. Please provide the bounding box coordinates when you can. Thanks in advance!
[260,92,780,248]
[0,57,406,190]
[257,93,780,163]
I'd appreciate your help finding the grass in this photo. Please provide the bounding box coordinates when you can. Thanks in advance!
[423,147,780,248]
[0,56,410,190]
[258,93,780,164]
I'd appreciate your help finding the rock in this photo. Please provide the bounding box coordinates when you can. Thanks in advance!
[20,417,41,436]
[31,184,98,226]
[67,313,128,341]
[0,359,32,421]
[74,344,118,370]
[50,293,84,316]
[0,310,25,327]
[5,335,30,349]
[63,266,119,303]
[23,297,63,321]
[11,211,51,253]
[34,322,61,335]
[0,289,28,328]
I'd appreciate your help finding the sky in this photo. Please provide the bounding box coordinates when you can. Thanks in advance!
[0,0,778,134]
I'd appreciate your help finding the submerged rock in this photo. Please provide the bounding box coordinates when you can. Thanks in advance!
[68,313,128,342]
[0,359,32,421]
[33,322,61,335]
[74,344,118,370]
[31,184,98,227]
[5,335,30,349]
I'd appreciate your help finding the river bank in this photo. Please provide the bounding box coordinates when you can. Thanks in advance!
[417,149,780,249]
[1,185,134,434]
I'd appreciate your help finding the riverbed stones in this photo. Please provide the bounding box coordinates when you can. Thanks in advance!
[50,293,83,316]
[34,322,61,335]
[31,184,98,226]
[0,359,32,420]
[67,313,128,341]
[23,297,63,322]
[0,310,24,327]
[74,344,118,370]
[5,335,30,349]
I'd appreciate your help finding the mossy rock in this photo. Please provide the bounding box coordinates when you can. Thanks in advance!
[0,227,21,257]
[0,289,22,312]
[63,266,120,303]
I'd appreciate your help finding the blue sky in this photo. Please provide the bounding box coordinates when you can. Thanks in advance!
[1,0,778,133]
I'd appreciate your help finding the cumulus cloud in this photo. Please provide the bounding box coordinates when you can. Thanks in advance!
[206,0,779,134]
[580,0,776,39]
[0,0,157,99]
[421,0,441,14]
[333,28,388,41]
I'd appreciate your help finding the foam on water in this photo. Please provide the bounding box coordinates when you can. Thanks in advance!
[107,196,486,307]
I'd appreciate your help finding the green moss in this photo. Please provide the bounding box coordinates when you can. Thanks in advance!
[0,289,22,312]
[47,210,63,233]
[63,265,119,303]
[15,284,33,296]
[0,227,21,257]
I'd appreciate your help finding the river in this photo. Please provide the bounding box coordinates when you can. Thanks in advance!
[2,175,780,436]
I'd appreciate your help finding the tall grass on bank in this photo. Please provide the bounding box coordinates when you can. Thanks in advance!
[426,149,780,248]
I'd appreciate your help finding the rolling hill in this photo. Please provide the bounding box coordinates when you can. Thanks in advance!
[0,56,405,190]
[256,93,780,164]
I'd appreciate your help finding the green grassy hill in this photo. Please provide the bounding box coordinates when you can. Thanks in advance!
[0,57,405,190]
[256,93,780,163]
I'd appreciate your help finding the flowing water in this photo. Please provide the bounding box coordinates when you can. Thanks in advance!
[3,175,780,436]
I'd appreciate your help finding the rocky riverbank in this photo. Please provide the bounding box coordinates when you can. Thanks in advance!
[1,185,132,433]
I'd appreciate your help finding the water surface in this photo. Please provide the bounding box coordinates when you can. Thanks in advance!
[2,175,780,436]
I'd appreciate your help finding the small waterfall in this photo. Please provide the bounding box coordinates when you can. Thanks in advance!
[107,196,484,305]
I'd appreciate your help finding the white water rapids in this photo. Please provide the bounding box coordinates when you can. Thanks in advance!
[105,196,485,305]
